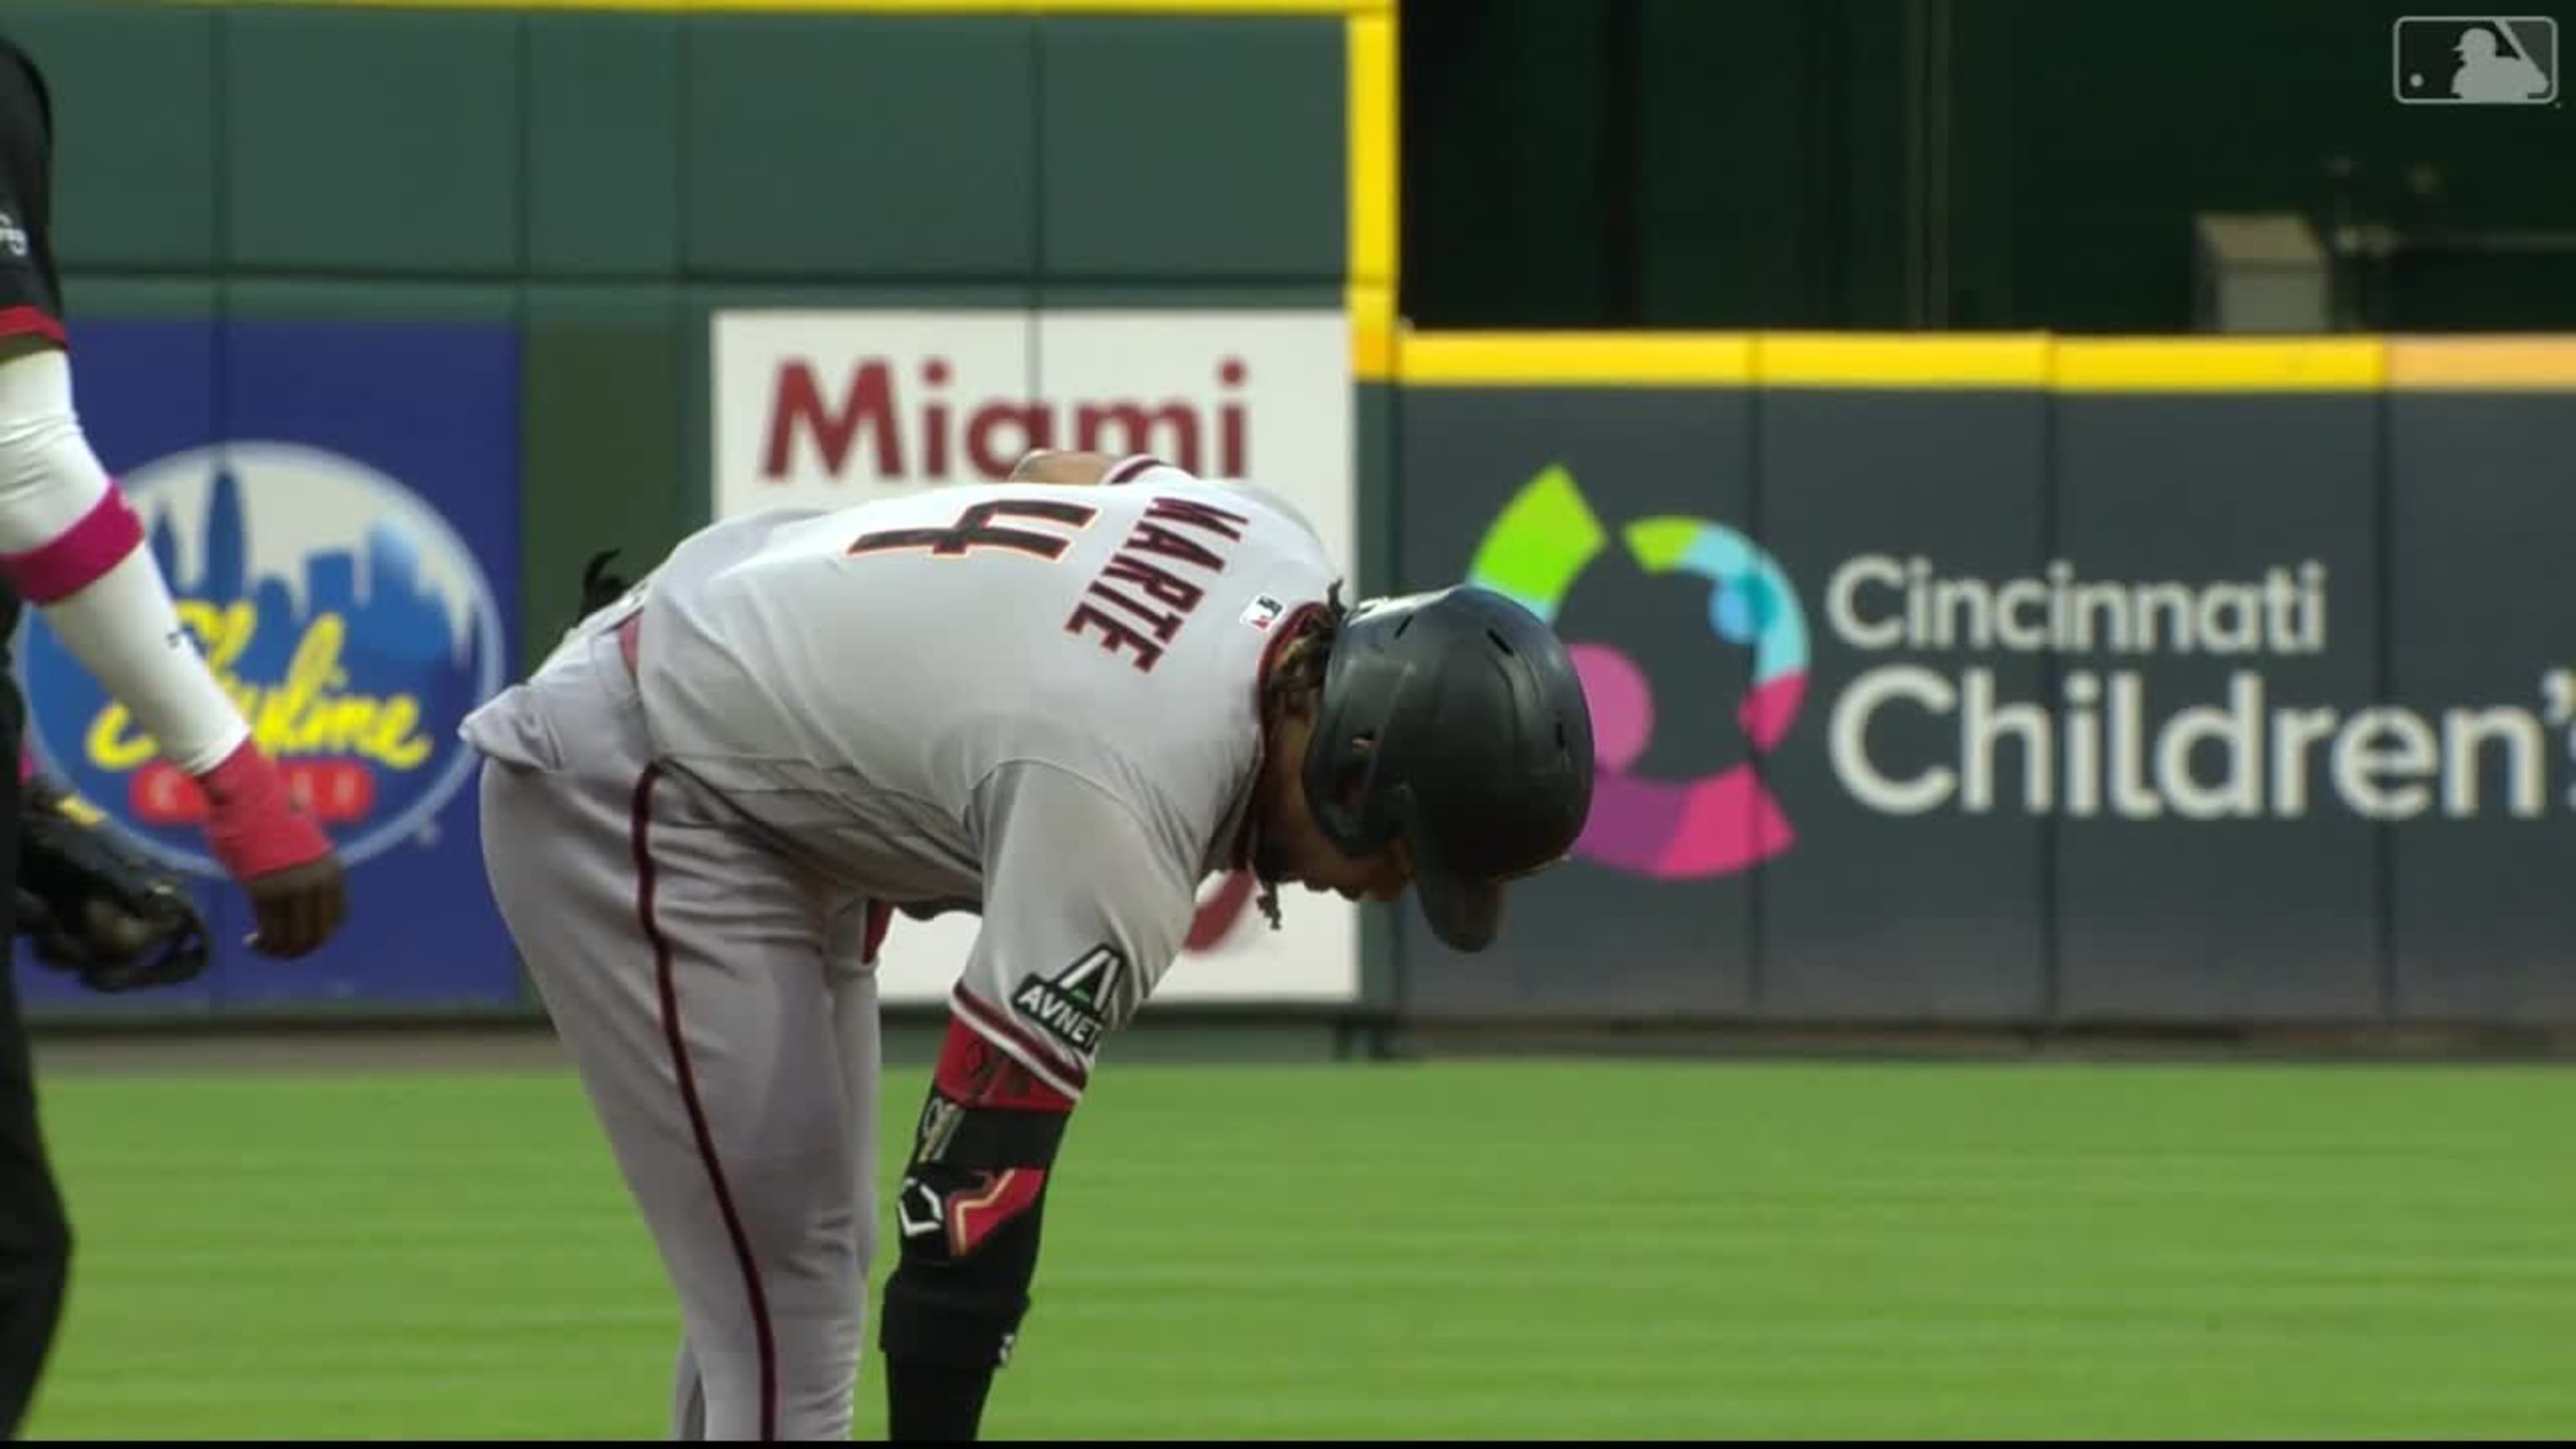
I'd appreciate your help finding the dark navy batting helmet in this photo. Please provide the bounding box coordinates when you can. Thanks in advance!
[1301,585,1595,953]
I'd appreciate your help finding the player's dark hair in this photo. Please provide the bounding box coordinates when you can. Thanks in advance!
[1261,586,1345,712]
[1250,583,1349,931]
[577,549,632,617]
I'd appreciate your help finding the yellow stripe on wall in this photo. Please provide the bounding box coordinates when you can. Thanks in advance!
[2385,336,2576,389]
[1345,13,1398,291]
[1755,332,2054,388]
[1348,284,1395,382]
[1401,332,1758,387]
[1387,330,2568,392]
[183,0,1377,13]
[2052,337,2386,391]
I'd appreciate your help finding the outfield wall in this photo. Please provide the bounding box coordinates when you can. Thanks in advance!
[1380,333,2576,1032]
[6,5,2573,1035]
[1,0,1393,1021]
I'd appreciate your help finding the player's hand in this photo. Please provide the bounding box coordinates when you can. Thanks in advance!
[1005,449,1115,486]
[193,740,348,958]
[242,854,346,960]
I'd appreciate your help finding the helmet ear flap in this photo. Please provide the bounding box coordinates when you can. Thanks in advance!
[1300,701,1387,854]
[1296,592,1426,856]
[1298,627,1394,854]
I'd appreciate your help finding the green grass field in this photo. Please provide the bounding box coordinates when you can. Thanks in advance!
[15,1056,2576,1440]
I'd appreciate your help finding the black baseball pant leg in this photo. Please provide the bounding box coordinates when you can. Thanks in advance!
[0,750,70,1440]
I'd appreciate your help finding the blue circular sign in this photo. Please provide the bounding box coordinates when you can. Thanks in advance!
[19,442,504,877]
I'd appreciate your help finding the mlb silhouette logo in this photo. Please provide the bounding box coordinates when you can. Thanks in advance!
[2393,16,2558,104]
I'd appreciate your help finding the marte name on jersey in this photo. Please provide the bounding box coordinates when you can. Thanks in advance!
[1064,494,1252,673]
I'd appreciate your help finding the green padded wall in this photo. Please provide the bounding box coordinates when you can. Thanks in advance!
[527,13,684,278]
[3,3,220,273]
[1037,17,1345,282]
[4,0,1355,668]
[0,0,1368,1025]
[221,9,523,275]
[681,16,1041,278]
[522,285,688,673]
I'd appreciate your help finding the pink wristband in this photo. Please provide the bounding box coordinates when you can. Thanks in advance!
[0,489,146,605]
[196,740,330,882]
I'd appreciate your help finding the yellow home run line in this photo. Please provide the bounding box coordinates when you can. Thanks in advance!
[1390,332,2576,392]
[2384,336,2576,389]
[2052,338,2386,391]
[1345,10,1397,293]
[1347,284,1394,381]
[168,0,1381,13]
[1395,333,1759,387]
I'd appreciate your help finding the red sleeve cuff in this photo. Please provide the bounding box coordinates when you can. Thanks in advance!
[948,987,1090,1101]
[0,307,65,347]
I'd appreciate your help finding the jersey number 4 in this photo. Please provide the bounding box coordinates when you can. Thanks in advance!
[849,499,1100,562]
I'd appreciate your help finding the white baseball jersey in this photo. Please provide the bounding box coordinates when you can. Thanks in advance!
[598,461,1337,1098]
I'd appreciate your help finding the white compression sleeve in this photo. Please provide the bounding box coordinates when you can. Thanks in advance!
[0,348,250,774]
[0,347,107,549]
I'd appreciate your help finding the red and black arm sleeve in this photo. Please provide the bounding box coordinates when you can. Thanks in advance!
[879,762,1196,1439]
[879,1017,1078,1441]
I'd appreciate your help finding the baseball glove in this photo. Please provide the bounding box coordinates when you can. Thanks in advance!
[16,775,211,994]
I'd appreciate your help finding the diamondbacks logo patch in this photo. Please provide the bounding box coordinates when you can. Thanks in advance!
[1010,946,1125,1054]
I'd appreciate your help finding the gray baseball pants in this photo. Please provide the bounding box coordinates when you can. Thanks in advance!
[469,624,885,1441]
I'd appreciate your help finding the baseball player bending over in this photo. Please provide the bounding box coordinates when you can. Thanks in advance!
[463,448,1594,1441]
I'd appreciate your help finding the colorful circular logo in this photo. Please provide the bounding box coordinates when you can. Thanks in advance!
[20,443,505,877]
[1466,464,1807,879]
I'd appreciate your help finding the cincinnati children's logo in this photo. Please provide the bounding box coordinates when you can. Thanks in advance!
[1467,465,1808,880]
[19,444,504,878]
[1470,462,2576,860]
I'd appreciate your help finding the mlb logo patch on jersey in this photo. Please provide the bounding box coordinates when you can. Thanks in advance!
[1239,594,1286,631]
